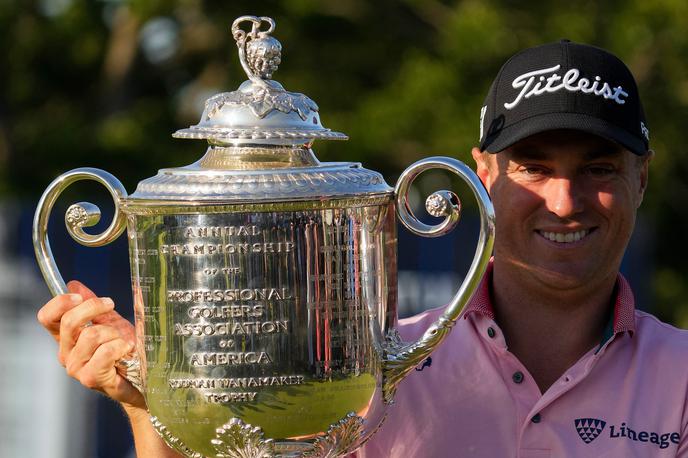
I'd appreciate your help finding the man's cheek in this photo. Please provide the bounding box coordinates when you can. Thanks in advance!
[594,190,617,209]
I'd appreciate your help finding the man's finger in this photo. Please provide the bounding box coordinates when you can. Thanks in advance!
[79,338,133,391]
[67,280,97,300]
[81,337,144,408]
[92,308,136,342]
[36,293,84,341]
[66,325,122,376]
[58,297,115,365]
[68,281,135,341]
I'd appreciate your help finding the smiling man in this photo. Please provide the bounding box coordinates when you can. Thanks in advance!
[37,41,688,457]
[357,40,688,457]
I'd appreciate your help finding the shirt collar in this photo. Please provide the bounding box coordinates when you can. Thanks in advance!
[463,261,636,336]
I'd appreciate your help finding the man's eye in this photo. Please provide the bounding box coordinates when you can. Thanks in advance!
[522,166,546,175]
[586,166,615,177]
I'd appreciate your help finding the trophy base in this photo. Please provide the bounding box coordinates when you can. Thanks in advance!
[151,412,365,458]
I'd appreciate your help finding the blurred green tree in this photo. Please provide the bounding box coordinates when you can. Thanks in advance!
[1,0,686,324]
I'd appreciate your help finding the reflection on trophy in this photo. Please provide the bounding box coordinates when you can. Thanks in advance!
[33,15,494,458]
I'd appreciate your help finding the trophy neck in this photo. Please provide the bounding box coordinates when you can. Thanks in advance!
[196,145,320,170]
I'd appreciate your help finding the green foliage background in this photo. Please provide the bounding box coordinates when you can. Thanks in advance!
[1,1,687,324]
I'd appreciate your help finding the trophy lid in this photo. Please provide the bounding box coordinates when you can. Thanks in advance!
[127,16,391,205]
[173,15,347,144]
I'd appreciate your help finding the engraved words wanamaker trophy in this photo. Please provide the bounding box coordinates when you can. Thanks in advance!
[33,16,495,458]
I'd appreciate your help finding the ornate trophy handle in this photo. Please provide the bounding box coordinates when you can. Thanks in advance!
[33,167,143,392]
[383,157,495,402]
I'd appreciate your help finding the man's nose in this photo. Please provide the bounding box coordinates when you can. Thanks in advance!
[544,177,583,218]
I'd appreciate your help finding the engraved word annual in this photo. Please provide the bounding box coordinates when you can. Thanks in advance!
[184,225,260,237]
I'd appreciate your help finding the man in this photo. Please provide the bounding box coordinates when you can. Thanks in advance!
[358,40,688,457]
[38,40,688,457]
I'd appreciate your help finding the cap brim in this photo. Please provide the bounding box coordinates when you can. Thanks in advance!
[481,112,648,155]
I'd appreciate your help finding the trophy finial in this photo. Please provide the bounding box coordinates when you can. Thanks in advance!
[172,15,347,144]
[231,16,282,82]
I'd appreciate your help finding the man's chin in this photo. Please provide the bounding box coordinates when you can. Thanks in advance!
[508,258,599,291]
[529,262,606,291]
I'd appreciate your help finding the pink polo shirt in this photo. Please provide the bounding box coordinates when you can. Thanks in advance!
[357,267,688,457]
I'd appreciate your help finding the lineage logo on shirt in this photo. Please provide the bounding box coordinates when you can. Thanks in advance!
[574,418,680,449]
[575,418,606,443]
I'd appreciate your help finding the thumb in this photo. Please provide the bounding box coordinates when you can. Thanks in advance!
[67,280,97,300]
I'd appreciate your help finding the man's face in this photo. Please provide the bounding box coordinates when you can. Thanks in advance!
[472,130,650,291]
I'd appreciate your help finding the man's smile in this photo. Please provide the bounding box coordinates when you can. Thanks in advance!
[536,228,595,244]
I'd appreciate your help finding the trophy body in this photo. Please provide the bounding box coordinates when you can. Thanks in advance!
[34,16,495,457]
[128,198,395,455]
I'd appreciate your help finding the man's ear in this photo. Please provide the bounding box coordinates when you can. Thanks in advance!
[471,147,492,191]
[636,150,653,208]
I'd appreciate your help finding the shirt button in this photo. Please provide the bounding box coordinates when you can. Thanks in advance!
[487,327,496,338]
[512,371,524,384]
[531,413,542,423]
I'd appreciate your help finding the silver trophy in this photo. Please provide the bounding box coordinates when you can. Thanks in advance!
[33,16,495,458]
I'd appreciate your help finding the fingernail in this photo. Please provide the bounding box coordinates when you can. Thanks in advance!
[67,294,83,304]
[102,297,114,307]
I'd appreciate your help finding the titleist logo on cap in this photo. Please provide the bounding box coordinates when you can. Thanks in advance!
[504,64,629,110]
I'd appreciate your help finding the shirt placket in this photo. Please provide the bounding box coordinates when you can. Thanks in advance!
[474,315,615,458]
[505,354,549,458]
[516,342,613,456]
[473,316,547,457]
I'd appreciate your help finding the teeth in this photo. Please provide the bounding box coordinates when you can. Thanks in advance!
[540,230,589,243]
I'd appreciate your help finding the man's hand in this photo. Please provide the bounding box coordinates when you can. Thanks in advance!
[36,280,145,410]
[37,282,184,457]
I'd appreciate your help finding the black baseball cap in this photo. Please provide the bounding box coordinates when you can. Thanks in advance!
[479,39,649,155]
